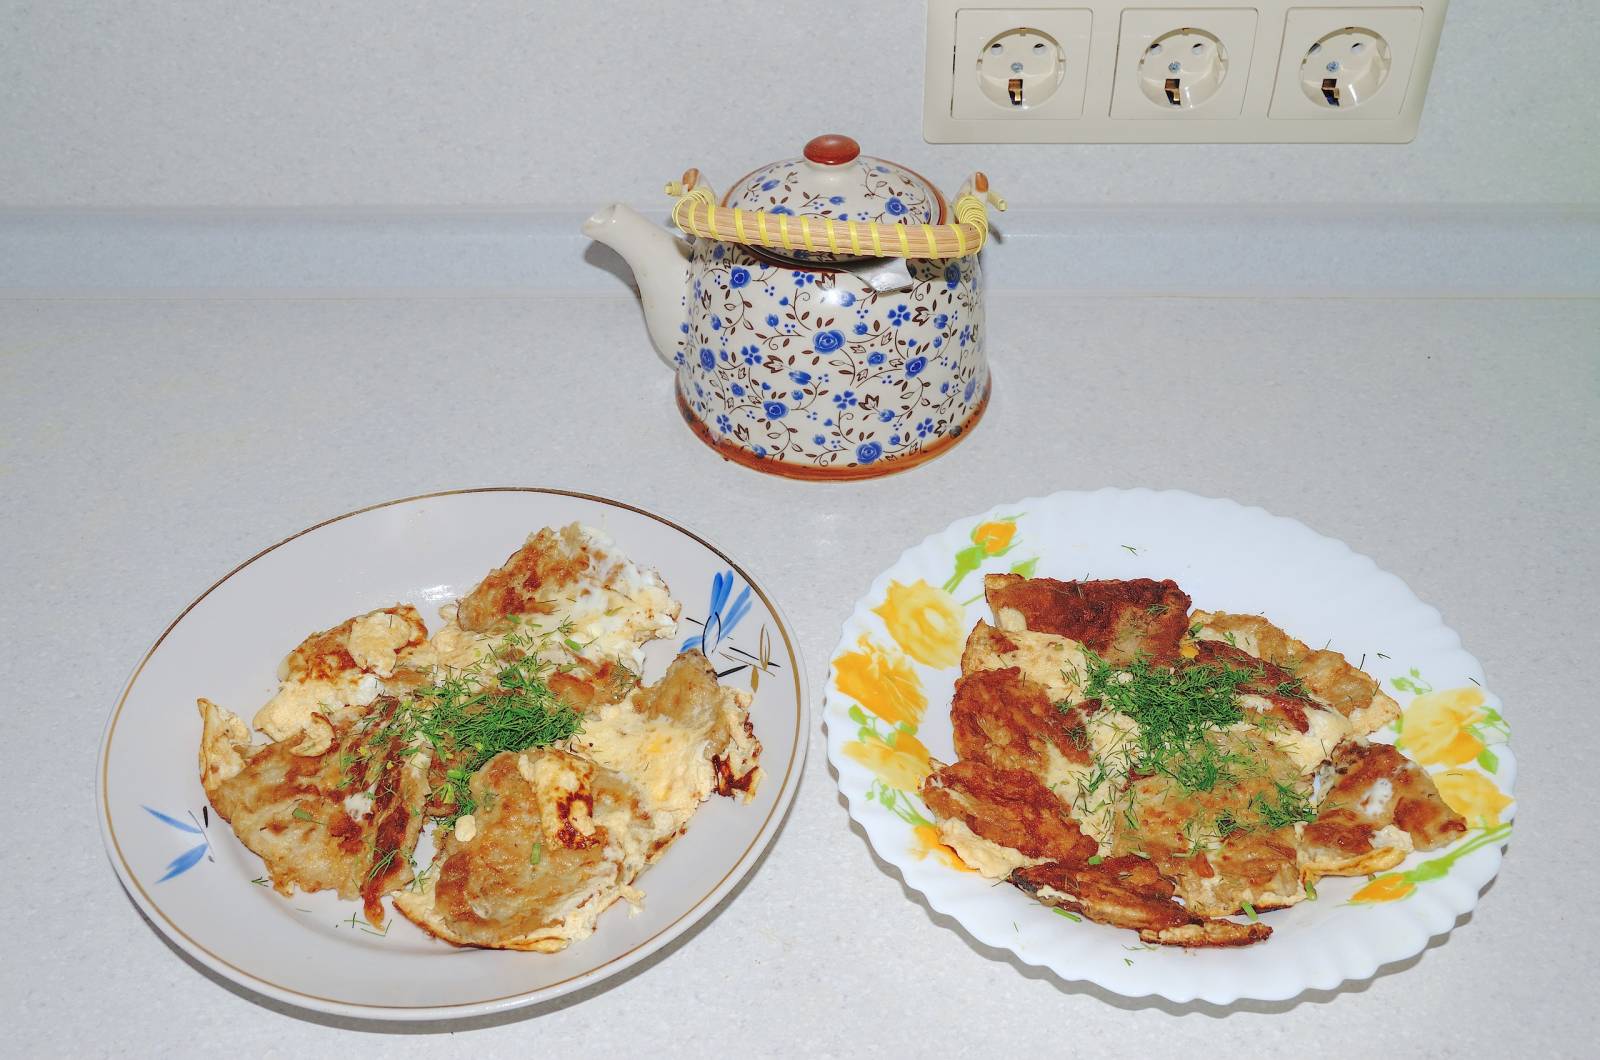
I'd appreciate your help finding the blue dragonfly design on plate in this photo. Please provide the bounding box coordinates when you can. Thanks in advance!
[678,569,784,690]
[681,569,753,654]
[143,805,214,882]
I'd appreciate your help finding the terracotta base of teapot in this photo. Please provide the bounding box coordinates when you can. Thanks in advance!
[676,383,989,481]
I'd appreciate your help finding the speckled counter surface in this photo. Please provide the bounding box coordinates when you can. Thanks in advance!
[4,292,1595,1057]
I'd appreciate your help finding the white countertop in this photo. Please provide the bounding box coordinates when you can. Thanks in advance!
[6,290,1596,1056]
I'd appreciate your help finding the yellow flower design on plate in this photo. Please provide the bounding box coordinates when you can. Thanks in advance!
[912,824,970,871]
[1398,686,1488,767]
[1351,874,1417,904]
[1433,768,1514,827]
[972,520,1016,555]
[875,579,964,669]
[842,728,933,793]
[833,635,926,728]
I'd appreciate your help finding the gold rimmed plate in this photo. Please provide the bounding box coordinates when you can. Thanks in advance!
[97,488,807,1020]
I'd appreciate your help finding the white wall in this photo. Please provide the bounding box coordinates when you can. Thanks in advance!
[1,0,1593,208]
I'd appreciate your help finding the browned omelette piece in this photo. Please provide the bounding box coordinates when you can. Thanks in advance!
[1012,859,1271,948]
[198,697,429,923]
[1119,733,1308,918]
[950,667,1090,782]
[925,759,1270,947]
[960,619,1021,676]
[1302,740,1467,880]
[921,760,1099,873]
[959,620,1094,705]
[1140,918,1274,947]
[624,649,763,801]
[394,750,657,951]
[1190,610,1399,736]
[1191,640,1312,735]
[984,574,1192,665]
[457,526,594,631]
[252,604,430,741]
[454,523,680,639]
[569,650,762,831]
[547,657,641,714]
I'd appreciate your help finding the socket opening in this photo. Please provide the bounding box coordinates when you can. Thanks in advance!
[975,27,1066,110]
[1300,26,1393,109]
[1138,28,1228,109]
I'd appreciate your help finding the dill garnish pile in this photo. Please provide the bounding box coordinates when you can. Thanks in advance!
[343,620,585,825]
[1063,649,1320,846]
[1078,650,1257,792]
[1249,781,1317,830]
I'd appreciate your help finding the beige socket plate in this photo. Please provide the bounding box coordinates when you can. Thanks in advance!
[1269,7,1426,119]
[924,0,1449,142]
[1111,9,1258,118]
[954,8,1095,119]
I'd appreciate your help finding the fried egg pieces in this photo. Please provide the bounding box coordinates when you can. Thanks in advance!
[195,523,760,952]
[922,575,1466,947]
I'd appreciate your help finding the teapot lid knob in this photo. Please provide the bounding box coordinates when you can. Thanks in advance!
[803,134,860,166]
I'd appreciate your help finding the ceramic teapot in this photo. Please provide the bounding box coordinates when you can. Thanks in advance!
[583,134,1004,480]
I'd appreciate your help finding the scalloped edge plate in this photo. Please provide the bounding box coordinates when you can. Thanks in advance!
[824,488,1514,1005]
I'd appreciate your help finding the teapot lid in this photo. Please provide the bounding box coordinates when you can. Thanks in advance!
[721,134,946,231]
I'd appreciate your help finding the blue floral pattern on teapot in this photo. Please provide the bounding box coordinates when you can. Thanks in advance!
[675,241,986,471]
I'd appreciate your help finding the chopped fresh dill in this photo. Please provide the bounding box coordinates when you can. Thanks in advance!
[344,619,585,826]
[249,876,269,887]
[337,911,390,937]
[1250,781,1317,830]
[1079,649,1258,792]
[367,844,400,881]
[1272,677,1313,701]
[1053,907,1082,921]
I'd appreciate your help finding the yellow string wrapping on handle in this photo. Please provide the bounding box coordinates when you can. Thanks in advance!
[666,179,996,259]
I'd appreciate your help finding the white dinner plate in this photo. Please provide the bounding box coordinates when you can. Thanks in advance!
[824,488,1515,1005]
[98,488,807,1020]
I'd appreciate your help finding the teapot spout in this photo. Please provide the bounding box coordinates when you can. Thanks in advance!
[583,204,690,366]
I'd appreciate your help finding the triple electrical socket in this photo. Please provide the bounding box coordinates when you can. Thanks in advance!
[925,1,1447,142]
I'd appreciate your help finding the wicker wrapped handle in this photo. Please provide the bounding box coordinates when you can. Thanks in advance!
[665,169,1005,260]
